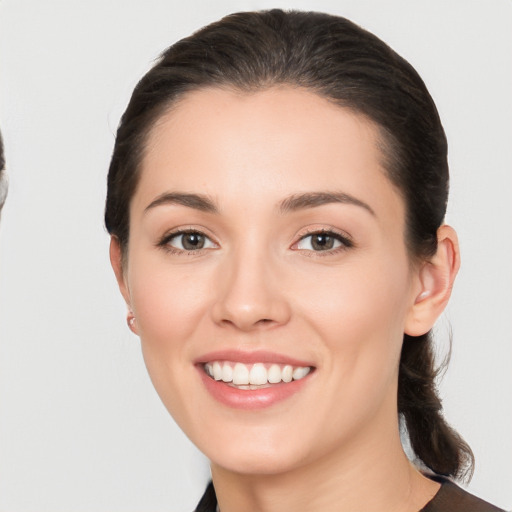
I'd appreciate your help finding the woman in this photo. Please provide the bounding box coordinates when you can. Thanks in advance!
[105,10,504,512]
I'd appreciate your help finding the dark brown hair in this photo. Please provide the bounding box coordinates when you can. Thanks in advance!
[105,9,474,480]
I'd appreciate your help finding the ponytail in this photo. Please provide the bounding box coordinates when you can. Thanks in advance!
[398,333,474,480]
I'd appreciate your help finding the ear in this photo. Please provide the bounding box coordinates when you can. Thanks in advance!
[110,236,129,302]
[405,225,460,337]
[109,236,136,328]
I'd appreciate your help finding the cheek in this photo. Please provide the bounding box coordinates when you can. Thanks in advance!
[126,257,216,426]
[298,254,409,325]
[126,254,216,401]
[285,256,412,444]
[293,253,412,374]
[129,256,210,341]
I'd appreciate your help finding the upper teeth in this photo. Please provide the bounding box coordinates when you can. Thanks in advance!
[204,361,311,386]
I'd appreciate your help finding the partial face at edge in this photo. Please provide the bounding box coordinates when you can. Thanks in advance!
[114,86,424,475]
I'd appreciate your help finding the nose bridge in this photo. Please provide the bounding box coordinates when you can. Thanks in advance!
[211,238,290,330]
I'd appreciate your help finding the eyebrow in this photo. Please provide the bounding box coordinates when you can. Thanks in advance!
[144,192,219,214]
[144,190,375,216]
[278,192,375,216]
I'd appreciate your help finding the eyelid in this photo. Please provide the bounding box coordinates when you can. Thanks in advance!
[157,226,219,253]
[156,225,353,256]
[291,226,354,253]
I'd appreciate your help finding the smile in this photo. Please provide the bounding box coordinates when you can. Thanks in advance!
[197,352,315,409]
[204,361,312,389]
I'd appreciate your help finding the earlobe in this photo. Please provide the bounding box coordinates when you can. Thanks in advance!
[405,225,460,336]
[126,310,138,335]
[110,237,139,334]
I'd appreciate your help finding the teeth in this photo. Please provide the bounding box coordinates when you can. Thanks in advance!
[249,363,267,385]
[204,361,311,386]
[221,363,233,383]
[282,365,293,383]
[213,362,222,381]
[267,364,281,384]
[232,363,250,385]
[292,366,310,380]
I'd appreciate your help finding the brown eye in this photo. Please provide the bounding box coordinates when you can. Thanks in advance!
[296,231,350,252]
[181,233,205,250]
[310,233,335,251]
[167,231,216,251]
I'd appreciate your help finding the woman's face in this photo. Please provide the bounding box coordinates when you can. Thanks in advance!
[117,87,423,475]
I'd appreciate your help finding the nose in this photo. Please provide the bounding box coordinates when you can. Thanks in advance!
[211,248,292,332]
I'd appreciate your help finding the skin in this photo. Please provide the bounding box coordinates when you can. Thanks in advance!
[111,86,460,512]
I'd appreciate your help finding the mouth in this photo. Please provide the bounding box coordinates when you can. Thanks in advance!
[196,352,315,409]
[203,361,313,390]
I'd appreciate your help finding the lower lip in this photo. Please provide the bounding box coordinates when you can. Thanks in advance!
[197,366,312,410]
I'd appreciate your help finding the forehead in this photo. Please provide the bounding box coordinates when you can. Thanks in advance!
[135,86,403,221]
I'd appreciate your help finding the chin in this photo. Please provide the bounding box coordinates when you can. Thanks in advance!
[193,426,314,476]
[209,447,307,476]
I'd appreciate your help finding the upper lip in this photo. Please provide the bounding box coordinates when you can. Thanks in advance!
[194,349,315,367]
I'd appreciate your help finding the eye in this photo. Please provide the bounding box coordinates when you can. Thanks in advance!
[163,230,217,252]
[295,231,352,252]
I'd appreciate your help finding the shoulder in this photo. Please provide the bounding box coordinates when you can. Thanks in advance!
[421,478,506,512]
[193,479,506,512]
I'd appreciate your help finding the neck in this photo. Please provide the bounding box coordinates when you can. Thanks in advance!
[211,415,440,512]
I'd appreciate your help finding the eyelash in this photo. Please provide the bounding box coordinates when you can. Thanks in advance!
[157,228,354,256]
[293,228,354,257]
[157,229,218,255]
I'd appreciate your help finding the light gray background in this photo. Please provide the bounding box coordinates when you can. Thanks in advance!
[0,1,511,511]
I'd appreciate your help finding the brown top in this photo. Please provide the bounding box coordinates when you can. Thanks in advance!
[420,478,505,512]
[195,479,506,512]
